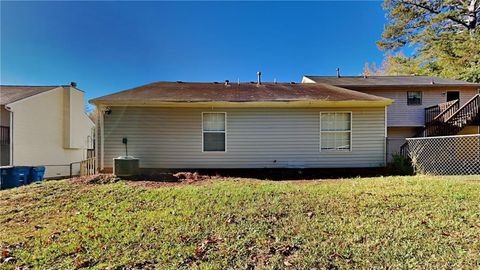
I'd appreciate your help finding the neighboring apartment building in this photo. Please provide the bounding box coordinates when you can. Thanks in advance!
[302,75,480,159]
[0,84,95,178]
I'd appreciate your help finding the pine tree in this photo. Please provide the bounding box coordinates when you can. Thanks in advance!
[375,0,480,82]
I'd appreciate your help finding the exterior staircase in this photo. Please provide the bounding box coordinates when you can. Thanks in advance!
[399,94,480,157]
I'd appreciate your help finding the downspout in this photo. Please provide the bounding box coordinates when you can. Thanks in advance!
[5,105,14,166]
[94,116,99,173]
[384,106,388,165]
[99,105,105,171]
[93,106,102,173]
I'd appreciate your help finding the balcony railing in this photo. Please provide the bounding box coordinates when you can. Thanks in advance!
[0,126,9,145]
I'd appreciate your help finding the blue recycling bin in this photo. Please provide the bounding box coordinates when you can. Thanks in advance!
[30,166,46,183]
[0,166,31,189]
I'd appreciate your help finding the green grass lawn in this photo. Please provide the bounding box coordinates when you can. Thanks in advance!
[1,175,480,269]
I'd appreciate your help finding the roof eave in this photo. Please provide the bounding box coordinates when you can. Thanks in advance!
[336,84,480,88]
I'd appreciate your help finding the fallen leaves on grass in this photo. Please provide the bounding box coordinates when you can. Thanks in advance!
[1,248,16,264]
[195,235,223,258]
[225,214,236,224]
[173,172,211,183]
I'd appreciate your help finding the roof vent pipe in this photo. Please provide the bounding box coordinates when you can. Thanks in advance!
[257,71,262,85]
[336,68,340,78]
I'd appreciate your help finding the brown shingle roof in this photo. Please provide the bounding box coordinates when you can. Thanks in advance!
[303,75,480,88]
[0,85,59,105]
[89,82,390,104]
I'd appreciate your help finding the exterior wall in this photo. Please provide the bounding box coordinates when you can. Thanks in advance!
[63,87,94,149]
[101,106,387,169]
[458,125,480,135]
[7,87,94,178]
[359,88,479,127]
[386,127,420,160]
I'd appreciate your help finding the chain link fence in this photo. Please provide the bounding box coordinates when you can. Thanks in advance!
[406,134,480,175]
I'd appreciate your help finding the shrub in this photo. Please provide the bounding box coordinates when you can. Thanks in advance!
[387,153,414,175]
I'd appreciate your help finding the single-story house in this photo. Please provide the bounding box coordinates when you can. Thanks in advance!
[0,83,95,178]
[90,80,393,172]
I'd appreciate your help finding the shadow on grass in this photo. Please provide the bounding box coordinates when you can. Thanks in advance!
[134,167,408,181]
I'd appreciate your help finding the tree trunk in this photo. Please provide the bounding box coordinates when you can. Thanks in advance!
[467,0,478,31]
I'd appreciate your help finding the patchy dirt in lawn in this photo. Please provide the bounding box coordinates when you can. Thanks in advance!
[68,170,374,190]
[125,179,214,189]
[70,174,121,185]
[126,172,218,189]
[69,172,219,189]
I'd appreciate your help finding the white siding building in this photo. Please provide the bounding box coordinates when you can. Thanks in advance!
[0,84,95,178]
[91,81,392,172]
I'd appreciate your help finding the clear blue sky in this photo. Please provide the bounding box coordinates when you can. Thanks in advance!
[1,1,387,107]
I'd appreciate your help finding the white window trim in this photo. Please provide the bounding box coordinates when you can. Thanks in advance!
[202,112,227,153]
[319,112,353,152]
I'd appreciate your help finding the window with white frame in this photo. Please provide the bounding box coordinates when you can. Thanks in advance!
[202,112,226,152]
[320,112,351,151]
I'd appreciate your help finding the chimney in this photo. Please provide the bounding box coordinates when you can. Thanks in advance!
[70,81,77,87]
[336,68,340,78]
[257,71,262,85]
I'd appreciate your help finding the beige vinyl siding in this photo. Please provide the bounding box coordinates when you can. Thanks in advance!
[359,88,478,127]
[386,127,420,160]
[102,106,386,169]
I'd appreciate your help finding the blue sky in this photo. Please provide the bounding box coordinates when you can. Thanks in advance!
[1,1,387,107]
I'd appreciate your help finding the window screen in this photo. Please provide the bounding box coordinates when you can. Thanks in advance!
[407,91,422,105]
[320,112,352,151]
[203,113,226,152]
